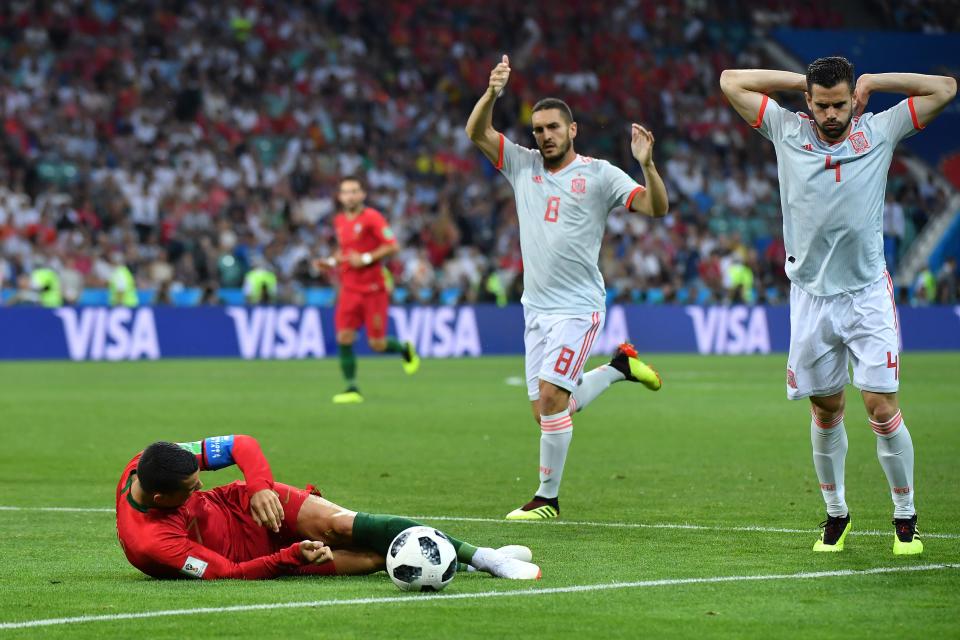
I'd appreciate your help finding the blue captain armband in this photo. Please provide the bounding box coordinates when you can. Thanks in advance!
[202,435,236,470]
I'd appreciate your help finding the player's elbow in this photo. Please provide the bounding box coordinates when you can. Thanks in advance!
[942,76,958,101]
[719,69,738,95]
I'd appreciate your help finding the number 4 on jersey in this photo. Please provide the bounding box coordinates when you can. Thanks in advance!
[544,196,560,222]
[825,155,841,182]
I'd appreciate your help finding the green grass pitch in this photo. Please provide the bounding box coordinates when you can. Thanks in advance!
[0,353,958,638]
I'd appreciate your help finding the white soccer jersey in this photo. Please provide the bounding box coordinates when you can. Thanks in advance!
[754,96,923,296]
[496,134,644,314]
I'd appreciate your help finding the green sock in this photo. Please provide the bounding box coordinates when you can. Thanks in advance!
[384,336,405,354]
[352,512,478,563]
[338,344,357,388]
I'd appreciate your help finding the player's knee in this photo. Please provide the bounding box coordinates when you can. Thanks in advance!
[368,339,386,352]
[538,386,569,415]
[864,395,898,423]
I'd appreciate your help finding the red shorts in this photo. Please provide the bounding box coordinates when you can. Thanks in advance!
[208,481,335,575]
[335,289,390,339]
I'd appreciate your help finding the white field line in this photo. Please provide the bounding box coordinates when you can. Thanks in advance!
[3,506,958,540]
[0,563,956,631]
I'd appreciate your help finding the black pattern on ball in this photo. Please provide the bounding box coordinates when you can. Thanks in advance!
[418,536,442,565]
[441,557,457,582]
[390,531,410,558]
[392,564,422,583]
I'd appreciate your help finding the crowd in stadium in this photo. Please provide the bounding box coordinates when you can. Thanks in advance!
[0,0,956,307]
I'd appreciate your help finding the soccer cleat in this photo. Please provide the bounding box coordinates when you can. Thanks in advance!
[461,545,534,572]
[496,545,534,563]
[505,496,559,520]
[401,341,420,375]
[332,389,364,404]
[609,342,661,391]
[893,515,923,555]
[813,513,851,552]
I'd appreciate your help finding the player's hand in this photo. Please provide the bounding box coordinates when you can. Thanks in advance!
[250,489,285,533]
[853,74,872,117]
[488,54,511,97]
[630,124,655,167]
[346,252,366,268]
[299,540,334,565]
[312,257,337,271]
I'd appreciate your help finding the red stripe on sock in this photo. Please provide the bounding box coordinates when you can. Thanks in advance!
[811,411,844,429]
[870,411,902,435]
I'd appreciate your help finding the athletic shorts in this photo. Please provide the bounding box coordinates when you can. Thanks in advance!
[524,308,605,400]
[786,272,901,400]
[335,289,389,339]
[205,480,332,575]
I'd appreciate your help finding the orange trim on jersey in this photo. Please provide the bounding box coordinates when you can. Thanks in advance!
[625,186,645,210]
[751,95,769,129]
[907,96,925,130]
[495,133,505,170]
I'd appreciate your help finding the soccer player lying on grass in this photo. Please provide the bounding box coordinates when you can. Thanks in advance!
[116,435,540,580]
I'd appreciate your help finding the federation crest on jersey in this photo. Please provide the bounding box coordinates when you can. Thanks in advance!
[571,177,586,194]
[787,367,798,390]
[849,131,870,154]
[533,175,543,184]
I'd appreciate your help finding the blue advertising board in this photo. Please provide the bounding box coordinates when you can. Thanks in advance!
[1,304,958,361]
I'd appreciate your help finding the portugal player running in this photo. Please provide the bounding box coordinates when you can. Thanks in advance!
[466,55,668,520]
[116,435,540,580]
[720,57,956,554]
[316,176,419,404]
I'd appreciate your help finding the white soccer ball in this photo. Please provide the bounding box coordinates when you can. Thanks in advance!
[385,526,458,592]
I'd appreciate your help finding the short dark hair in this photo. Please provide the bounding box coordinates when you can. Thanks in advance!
[806,56,854,93]
[532,98,574,124]
[339,175,365,190]
[137,442,199,494]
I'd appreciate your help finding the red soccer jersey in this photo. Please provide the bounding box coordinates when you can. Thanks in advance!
[115,435,308,580]
[333,207,396,293]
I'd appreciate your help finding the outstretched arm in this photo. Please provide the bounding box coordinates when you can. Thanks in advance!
[465,54,511,165]
[719,69,806,126]
[854,73,957,124]
[627,125,668,218]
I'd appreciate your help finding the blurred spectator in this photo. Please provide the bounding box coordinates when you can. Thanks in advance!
[883,190,906,272]
[937,256,958,303]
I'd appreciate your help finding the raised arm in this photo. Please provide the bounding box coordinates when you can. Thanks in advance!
[854,72,957,124]
[719,69,806,126]
[465,54,511,164]
[181,435,284,532]
[627,124,668,218]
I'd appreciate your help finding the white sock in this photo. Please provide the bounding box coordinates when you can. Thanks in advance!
[536,410,573,499]
[871,411,916,519]
[569,365,624,414]
[469,547,496,572]
[810,412,848,517]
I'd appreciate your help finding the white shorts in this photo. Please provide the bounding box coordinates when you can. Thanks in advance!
[524,309,605,400]
[786,272,901,400]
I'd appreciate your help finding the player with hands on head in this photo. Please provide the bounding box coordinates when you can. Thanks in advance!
[466,54,668,521]
[720,57,956,555]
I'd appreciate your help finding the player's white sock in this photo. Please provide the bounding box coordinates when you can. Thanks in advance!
[569,365,624,414]
[871,411,916,518]
[536,410,573,499]
[810,412,848,517]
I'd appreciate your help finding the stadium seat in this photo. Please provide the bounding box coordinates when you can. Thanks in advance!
[392,287,409,305]
[304,287,336,307]
[219,288,245,305]
[440,287,462,306]
[78,289,110,306]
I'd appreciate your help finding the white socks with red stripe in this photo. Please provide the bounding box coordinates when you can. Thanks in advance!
[810,412,848,517]
[871,410,916,518]
[536,410,573,499]
[568,365,625,415]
